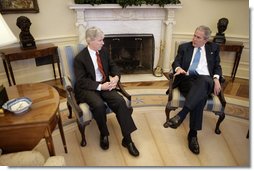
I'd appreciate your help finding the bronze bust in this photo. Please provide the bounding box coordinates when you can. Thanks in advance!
[16,16,36,49]
[213,18,229,44]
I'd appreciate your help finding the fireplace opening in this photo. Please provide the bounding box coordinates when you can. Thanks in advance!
[104,34,154,74]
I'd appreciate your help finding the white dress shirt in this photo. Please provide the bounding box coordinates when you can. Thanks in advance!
[188,46,210,76]
[87,46,103,90]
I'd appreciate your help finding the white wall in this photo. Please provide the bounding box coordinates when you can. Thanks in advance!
[0,0,249,86]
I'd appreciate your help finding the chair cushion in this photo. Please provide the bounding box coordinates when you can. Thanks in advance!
[79,103,93,122]
[167,88,224,112]
[79,93,131,122]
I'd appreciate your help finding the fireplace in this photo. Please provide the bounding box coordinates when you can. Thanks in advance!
[69,4,182,72]
[104,34,154,74]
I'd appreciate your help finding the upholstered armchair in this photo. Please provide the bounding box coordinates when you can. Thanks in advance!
[163,71,227,134]
[60,44,132,146]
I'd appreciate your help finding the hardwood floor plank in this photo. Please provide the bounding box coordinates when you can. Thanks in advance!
[237,84,249,98]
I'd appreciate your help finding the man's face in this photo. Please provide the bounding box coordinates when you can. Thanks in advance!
[192,29,208,48]
[89,35,104,51]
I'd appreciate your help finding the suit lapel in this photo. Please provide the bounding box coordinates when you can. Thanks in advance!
[205,43,213,75]
[84,48,96,79]
[186,44,194,68]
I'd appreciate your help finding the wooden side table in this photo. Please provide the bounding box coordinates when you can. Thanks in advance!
[218,41,244,81]
[0,43,62,86]
[0,83,67,156]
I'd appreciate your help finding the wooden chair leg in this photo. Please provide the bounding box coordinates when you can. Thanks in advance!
[163,106,178,128]
[77,121,87,147]
[214,111,225,134]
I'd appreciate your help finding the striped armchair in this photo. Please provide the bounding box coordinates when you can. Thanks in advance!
[163,71,226,134]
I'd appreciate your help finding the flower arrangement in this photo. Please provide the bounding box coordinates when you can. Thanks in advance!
[74,0,181,8]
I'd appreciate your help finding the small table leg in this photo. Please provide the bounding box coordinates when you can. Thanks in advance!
[44,127,56,156]
[51,56,57,80]
[6,60,16,85]
[57,60,63,85]
[58,109,68,153]
[2,59,12,86]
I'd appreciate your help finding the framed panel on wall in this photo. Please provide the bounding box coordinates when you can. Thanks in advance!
[0,0,39,14]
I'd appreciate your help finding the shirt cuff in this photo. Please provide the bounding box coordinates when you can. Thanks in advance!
[213,75,220,80]
[97,84,102,91]
[175,67,181,72]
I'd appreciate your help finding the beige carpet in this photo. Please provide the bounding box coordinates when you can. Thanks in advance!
[130,88,249,119]
[34,106,249,166]
[120,74,168,83]
[33,87,250,166]
[59,87,249,125]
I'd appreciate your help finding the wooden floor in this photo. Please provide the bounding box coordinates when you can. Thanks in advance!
[38,75,250,167]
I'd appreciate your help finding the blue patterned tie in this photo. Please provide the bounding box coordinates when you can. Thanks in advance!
[189,47,201,76]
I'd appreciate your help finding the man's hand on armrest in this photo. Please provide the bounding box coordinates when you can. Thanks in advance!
[174,67,187,76]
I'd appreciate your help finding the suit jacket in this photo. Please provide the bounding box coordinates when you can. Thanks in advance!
[74,47,120,103]
[172,41,222,88]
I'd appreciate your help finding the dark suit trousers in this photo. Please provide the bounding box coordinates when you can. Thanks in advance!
[178,75,214,130]
[77,89,137,137]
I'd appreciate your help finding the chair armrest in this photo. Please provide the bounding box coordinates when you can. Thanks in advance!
[218,76,227,107]
[63,76,72,90]
[67,90,83,119]
[63,76,83,119]
[116,81,131,101]
[217,90,226,107]
[220,77,225,84]
[166,72,174,101]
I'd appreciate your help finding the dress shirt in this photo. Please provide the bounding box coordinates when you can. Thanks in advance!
[88,46,103,90]
[188,46,210,76]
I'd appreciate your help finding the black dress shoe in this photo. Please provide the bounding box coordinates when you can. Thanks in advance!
[100,135,109,150]
[188,136,200,154]
[122,140,139,157]
[168,114,182,129]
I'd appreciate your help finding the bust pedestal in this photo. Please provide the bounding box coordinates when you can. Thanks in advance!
[213,33,226,44]
[20,39,36,50]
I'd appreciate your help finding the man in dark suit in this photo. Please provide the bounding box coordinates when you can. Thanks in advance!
[168,25,222,154]
[74,26,139,157]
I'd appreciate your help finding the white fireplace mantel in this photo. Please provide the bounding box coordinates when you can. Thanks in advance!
[69,4,182,72]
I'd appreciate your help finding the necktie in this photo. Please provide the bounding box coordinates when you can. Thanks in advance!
[189,47,201,76]
[96,51,106,82]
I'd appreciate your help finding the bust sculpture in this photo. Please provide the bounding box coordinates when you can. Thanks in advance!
[213,18,229,44]
[16,16,36,49]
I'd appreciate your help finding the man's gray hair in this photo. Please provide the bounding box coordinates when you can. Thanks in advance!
[196,25,212,40]
[86,26,104,43]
